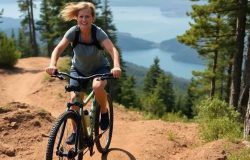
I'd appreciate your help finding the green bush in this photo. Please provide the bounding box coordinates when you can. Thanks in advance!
[58,56,71,73]
[142,93,165,117]
[195,98,242,142]
[0,32,20,68]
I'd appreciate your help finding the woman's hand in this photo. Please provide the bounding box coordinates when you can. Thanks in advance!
[45,66,57,76]
[111,67,121,78]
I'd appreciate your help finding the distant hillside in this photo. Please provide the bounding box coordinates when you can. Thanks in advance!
[160,38,204,65]
[117,32,156,51]
[0,17,20,29]
[0,17,20,36]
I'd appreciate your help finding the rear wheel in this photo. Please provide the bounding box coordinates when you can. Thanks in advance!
[46,110,83,160]
[94,94,113,153]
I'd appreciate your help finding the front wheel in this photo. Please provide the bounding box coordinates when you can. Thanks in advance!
[94,94,113,153]
[46,110,83,160]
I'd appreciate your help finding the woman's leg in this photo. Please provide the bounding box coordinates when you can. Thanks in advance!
[92,78,108,113]
[92,78,109,130]
[66,92,84,145]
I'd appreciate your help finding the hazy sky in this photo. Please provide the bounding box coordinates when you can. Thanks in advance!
[0,0,17,4]
[0,0,41,19]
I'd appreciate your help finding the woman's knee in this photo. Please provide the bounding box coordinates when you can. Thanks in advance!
[92,80,106,93]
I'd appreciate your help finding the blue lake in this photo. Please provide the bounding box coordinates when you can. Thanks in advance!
[111,6,205,79]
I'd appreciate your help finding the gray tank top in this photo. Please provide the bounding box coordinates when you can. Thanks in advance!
[64,25,109,76]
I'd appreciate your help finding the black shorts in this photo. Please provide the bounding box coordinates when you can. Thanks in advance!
[69,66,110,91]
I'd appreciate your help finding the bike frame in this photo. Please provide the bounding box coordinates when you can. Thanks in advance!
[62,90,97,156]
[51,71,114,158]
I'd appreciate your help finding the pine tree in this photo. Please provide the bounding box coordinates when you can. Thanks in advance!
[17,28,30,57]
[120,75,140,108]
[37,0,79,56]
[153,74,175,112]
[101,0,117,42]
[0,9,3,23]
[182,78,198,118]
[177,0,239,102]
[143,57,163,94]
[18,0,39,56]
[36,0,55,56]
[142,58,176,116]
[0,33,21,68]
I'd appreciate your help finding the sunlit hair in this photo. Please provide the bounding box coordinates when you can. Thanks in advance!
[60,2,96,21]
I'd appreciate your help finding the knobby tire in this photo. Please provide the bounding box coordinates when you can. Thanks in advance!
[94,94,113,153]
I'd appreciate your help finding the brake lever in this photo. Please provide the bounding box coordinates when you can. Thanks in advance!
[51,73,65,80]
[57,75,65,80]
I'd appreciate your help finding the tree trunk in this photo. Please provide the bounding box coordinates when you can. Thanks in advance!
[210,50,218,97]
[210,15,220,98]
[26,0,33,48]
[242,32,250,139]
[29,0,38,56]
[244,89,250,139]
[238,34,250,116]
[230,0,247,108]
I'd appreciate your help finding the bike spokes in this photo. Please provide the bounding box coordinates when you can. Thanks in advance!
[51,116,81,160]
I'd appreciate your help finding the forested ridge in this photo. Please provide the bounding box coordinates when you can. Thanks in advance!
[1,0,250,152]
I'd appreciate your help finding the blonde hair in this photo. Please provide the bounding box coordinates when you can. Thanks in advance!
[60,2,96,21]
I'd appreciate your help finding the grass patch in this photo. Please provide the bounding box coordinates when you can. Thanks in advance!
[161,112,188,122]
[229,148,250,160]
[57,56,71,73]
[42,73,53,82]
[141,111,189,123]
[43,56,71,82]
[167,130,176,141]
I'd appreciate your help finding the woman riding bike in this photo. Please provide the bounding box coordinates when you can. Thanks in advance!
[45,2,121,145]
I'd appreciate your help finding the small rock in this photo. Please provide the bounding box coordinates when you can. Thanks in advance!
[5,148,16,157]
[9,122,18,128]
[0,143,16,157]
[33,121,41,127]
[41,133,49,138]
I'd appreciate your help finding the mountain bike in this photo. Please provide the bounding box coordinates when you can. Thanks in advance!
[46,71,114,160]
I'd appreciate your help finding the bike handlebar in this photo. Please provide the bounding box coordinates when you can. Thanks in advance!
[52,71,115,81]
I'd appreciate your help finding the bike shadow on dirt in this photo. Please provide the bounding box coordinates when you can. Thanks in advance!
[0,67,43,75]
[101,148,136,160]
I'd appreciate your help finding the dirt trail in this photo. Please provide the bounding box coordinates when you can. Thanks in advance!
[0,57,247,160]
